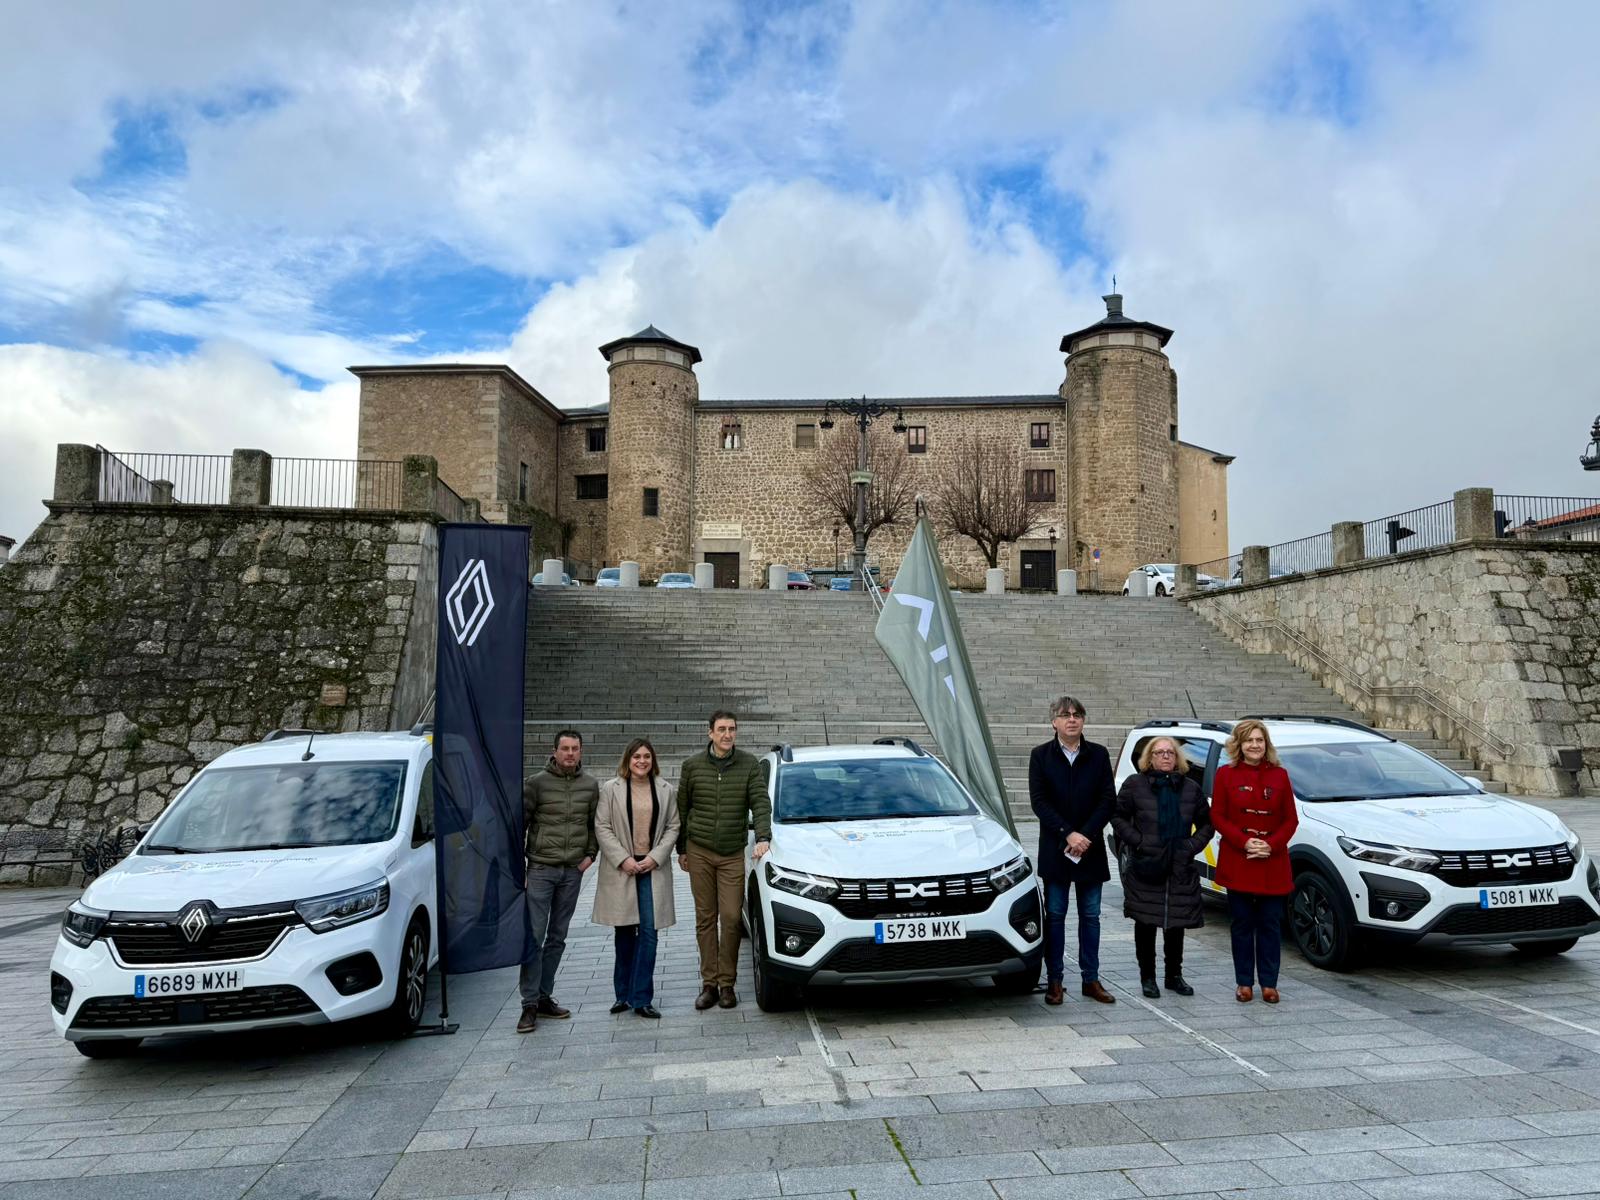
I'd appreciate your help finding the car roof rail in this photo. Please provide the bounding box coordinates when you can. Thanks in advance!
[260,727,319,742]
[1140,718,1235,733]
[1242,714,1391,740]
[772,743,794,762]
[409,721,434,737]
[872,736,928,756]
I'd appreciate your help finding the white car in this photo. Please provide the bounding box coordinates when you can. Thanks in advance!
[1114,716,1600,970]
[1123,563,1176,596]
[744,740,1042,1011]
[50,729,439,1057]
[532,571,579,587]
[656,572,696,589]
[594,567,622,588]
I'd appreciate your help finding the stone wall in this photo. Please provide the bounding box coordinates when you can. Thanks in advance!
[495,374,560,516]
[1187,540,1600,795]
[357,370,499,499]
[605,357,697,580]
[557,415,608,573]
[1176,442,1230,566]
[0,502,439,882]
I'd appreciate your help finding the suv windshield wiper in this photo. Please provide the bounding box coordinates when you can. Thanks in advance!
[141,844,193,854]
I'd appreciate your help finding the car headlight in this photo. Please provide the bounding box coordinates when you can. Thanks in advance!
[764,861,840,902]
[1565,827,1583,858]
[989,854,1032,892]
[295,880,390,933]
[1337,836,1440,873]
[61,903,107,948]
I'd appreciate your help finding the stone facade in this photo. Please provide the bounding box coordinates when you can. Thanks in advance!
[557,413,609,571]
[1187,540,1600,796]
[1176,441,1232,567]
[0,502,438,882]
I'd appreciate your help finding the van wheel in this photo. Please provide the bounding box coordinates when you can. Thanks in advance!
[385,915,430,1035]
[750,905,801,1013]
[994,955,1041,995]
[75,1038,142,1059]
[1289,871,1356,971]
[1514,937,1578,957]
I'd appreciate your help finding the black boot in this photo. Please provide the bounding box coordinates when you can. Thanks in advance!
[1164,973,1194,997]
[1141,978,1160,999]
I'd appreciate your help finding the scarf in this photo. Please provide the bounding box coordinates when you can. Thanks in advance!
[1150,771,1186,842]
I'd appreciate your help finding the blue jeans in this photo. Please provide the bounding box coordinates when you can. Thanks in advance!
[519,864,583,1006]
[1044,879,1102,985]
[1227,892,1284,988]
[613,872,659,1009]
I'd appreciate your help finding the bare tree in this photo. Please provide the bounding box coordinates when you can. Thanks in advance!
[929,438,1048,568]
[798,427,915,540]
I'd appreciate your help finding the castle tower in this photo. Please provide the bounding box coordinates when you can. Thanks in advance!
[1059,294,1179,587]
[597,325,701,579]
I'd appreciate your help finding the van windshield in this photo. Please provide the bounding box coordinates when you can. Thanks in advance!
[776,758,977,822]
[143,761,406,852]
[1274,741,1474,802]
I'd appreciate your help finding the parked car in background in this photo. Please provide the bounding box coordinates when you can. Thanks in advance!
[786,571,814,591]
[828,576,854,592]
[656,572,696,589]
[51,729,439,1057]
[1122,563,1177,596]
[594,567,622,588]
[531,571,579,587]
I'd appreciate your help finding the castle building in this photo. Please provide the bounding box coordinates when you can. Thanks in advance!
[352,294,1231,588]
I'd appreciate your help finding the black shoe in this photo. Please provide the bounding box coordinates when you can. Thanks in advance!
[636,1005,661,1019]
[516,1006,537,1033]
[536,996,571,1019]
[1141,978,1160,999]
[609,1001,630,1014]
[1165,975,1195,997]
[694,985,719,1011]
[718,987,737,1009]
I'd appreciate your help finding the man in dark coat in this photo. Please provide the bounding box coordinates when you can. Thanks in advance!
[1028,696,1116,1005]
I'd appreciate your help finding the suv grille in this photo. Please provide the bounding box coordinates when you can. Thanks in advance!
[821,932,1014,973]
[832,871,999,919]
[1434,844,1575,888]
[1432,898,1596,936]
[107,908,301,966]
[71,985,319,1030]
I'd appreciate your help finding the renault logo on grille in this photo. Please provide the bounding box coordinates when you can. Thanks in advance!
[178,903,211,944]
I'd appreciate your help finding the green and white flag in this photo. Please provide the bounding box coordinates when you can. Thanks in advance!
[874,516,1017,837]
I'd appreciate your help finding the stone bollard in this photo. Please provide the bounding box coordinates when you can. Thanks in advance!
[1057,568,1077,596]
[150,480,175,506]
[693,562,715,589]
[399,455,438,513]
[1126,569,1148,598]
[619,561,640,588]
[1454,487,1496,541]
[768,563,789,591]
[1332,521,1364,566]
[53,444,99,503]
[462,499,482,523]
[538,558,564,585]
[229,449,273,506]
[985,567,1006,595]
[1241,545,1270,586]
[1176,564,1198,597]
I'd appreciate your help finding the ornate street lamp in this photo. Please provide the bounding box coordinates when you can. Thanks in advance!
[820,396,908,589]
[1582,416,1600,471]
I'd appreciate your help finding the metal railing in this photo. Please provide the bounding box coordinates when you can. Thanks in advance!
[1360,499,1454,560]
[97,449,231,505]
[860,561,885,612]
[1189,553,1241,588]
[435,479,469,524]
[270,458,404,510]
[1267,531,1333,575]
[1494,495,1600,542]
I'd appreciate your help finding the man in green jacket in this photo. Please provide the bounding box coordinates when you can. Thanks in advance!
[676,710,772,1010]
[518,729,598,1033]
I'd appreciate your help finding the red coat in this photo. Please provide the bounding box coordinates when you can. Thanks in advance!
[1211,760,1298,896]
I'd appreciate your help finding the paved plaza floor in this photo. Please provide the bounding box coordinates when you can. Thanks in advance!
[6,800,1600,1199]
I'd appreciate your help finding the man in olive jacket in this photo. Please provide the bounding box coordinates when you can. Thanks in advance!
[518,729,599,1033]
[676,711,772,1010]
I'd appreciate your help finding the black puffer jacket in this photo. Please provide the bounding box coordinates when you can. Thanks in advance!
[1110,772,1213,930]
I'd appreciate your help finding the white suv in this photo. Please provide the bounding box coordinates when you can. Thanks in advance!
[50,729,439,1057]
[1114,716,1600,970]
[744,739,1042,1011]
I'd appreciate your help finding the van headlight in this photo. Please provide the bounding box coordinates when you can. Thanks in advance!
[764,861,840,902]
[1337,837,1440,873]
[296,881,390,933]
[61,903,107,948]
[989,854,1032,892]
[1565,827,1583,858]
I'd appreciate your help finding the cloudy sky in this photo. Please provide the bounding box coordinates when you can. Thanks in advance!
[3,0,1597,551]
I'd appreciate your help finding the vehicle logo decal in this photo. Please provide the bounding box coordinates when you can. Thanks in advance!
[894,881,940,899]
[1491,852,1533,869]
[445,558,496,647]
[178,903,211,944]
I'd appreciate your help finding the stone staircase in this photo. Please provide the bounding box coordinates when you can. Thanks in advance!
[520,590,1501,818]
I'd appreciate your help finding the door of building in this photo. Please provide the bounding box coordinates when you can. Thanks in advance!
[705,552,740,589]
[1020,550,1056,591]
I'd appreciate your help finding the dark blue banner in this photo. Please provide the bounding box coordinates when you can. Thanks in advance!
[434,523,533,974]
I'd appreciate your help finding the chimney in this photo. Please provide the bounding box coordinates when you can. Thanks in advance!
[1103,293,1123,318]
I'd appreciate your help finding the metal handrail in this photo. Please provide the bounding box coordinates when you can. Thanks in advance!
[860,562,885,613]
[1203,603,1513,763]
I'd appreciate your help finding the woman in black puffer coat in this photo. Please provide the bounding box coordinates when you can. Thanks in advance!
[1111,737,1213,999]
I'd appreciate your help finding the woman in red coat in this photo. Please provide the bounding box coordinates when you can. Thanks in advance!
[1211,719,1298,1004]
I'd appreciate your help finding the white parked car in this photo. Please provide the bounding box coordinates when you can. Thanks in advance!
[1114,716,1600,970]
[744,740,1042,1011]
[1122,563,1176,596]
[50,729,439,1057]
[531,571,579,587]
[594,567,622,588]
[656,572,696,589]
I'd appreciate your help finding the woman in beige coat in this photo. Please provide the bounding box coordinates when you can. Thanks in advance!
[594,738,680,1019]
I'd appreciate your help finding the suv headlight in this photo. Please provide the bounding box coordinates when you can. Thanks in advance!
[61,903,107,948]
[1337,836,1440,873]
[989,854,1032,893]
[296,880,390,933]
[764,861,840,902]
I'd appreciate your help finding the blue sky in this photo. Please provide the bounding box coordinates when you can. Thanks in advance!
[2,0,1598,550]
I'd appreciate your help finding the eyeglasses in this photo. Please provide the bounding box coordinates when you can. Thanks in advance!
[1152,749,1179,757]
[1058,712,1084,721]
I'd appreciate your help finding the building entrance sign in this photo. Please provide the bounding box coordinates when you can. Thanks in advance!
[702,521,742,540]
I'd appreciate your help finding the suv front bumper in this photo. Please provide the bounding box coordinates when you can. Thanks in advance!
[1349,858,1600,947]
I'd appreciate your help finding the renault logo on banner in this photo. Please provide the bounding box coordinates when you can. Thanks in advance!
[445,558,497,647]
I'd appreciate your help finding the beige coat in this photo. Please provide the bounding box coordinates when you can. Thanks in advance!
[592,776,681,928]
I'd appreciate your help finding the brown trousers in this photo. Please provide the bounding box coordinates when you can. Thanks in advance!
[686,843,744,987]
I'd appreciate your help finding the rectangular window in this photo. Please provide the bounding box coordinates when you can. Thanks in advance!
[1030,422,1050,449]
[794,423,816,449]
[1025,469,1056,502]
[1169,424,1178,443]
[575,473,608,500]
[907,426,927,454]
[721,421,743,451]
[642,487,659,517]
[518,462,529,503]
[587,426,606,453]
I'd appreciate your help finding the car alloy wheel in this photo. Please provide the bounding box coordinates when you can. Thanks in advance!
[1289,871,1353,970]
[403,926,427,1023]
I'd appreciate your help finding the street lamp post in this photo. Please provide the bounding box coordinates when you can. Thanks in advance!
[819,397,907,590]
[832,522,841,572]
[1583,416,1600,471]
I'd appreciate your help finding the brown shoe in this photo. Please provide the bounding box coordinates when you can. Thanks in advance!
[1081,981,1116,1005]
[1045,981,1064,1006]
[1236,986,1254,1003]
[718,987,737,1009]
[694,985,719,1011]
[536,996,570,1019]
[516,1006,537,1033]
[1261,987,1280,1005]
